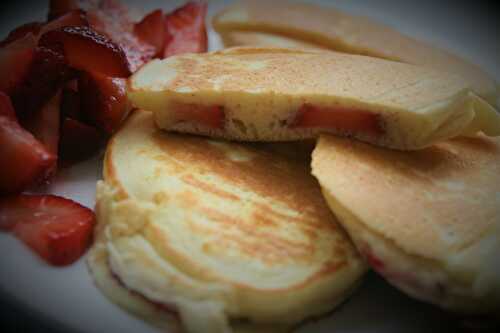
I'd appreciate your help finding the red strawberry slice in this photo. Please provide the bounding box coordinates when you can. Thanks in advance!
[134,9,165,57]
[0,34,36,95]
[163,1,208,58]
[87,0,156,71]
[39,26,131,78]
[42,9,89,35]
[59,117,104,163]
[0,91,17,120]
[0,22,42,48]
[0,10,87,49]
[11,45,74,117]
[23,91,62,179]
[0,194,95,266]
[79,71,130,134]
[0,113,56,195]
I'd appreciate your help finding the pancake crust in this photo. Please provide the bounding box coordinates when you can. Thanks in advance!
[219,31,326,50]
[213,0,498,105]
[128,47,500,150]
[311,134,500,314]
[89,110,367,332]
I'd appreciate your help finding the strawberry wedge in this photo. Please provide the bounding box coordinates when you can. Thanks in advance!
[23,91,62,156]
[87,0,156,71]
[39,26,131,78]
[0,34,36,95]
[11,45,73,118]
[163,1,208,58]
[134,9,165,57]
[0,194,95,266]
[0,95,56,194]
[79,71,129,134]
[0,22,42,48]
[42,9,89,35]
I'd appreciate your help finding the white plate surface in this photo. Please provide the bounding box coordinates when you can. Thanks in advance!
[0,1,498,332]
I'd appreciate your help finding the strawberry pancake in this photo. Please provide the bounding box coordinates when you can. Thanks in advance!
[213,0,499,107]
[311,134,500,315]
[87,110,367,333]
[128,47,500,151]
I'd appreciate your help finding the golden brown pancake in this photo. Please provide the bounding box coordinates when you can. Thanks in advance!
[220,31,326,50]
[311,134,500,315]
[88,110,367,333]
[213,0,499,106]
[128,47,500,150]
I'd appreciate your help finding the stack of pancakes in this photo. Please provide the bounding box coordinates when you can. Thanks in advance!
[88,1,500,332]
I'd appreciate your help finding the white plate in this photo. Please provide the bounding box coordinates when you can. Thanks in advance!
[1,1,498,332]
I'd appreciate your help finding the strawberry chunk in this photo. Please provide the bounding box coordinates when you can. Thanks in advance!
[1,10,87,49]
[23,91,62,180]
[59,117,104,163]
[0,91,17,120]
[134,9,165,57]
[0,22,42,48]
[11,46,73,117]
[290,104,383,137]
[163,1,208,58]
[79,71,130,134]
[39,26,131,78]
[42,9,89,35]
[171,103,224,129]
[0,34,36,95]
[87,0,155,71]
[0,194,95,266]
[0,112,56,194]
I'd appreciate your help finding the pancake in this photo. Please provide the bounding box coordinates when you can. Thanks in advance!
[213,0,499,106]
[219,31,326,50]
[87,110,367,332]
[128,47,500,151]
[311,134,500,314]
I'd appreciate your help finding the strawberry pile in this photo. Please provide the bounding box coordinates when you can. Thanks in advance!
[0,0,208,266]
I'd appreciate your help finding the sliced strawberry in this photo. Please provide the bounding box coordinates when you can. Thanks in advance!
[0,9,88,49]
[87,0,156,71]
[59,117,104,163]
[39,26,131,78]
[0,194,95,266]
[11,46,73,117]
[0,91,17,120]
[23,91,62,163]
[0,22,42,48]
[0,34,36,95]
[0,114,56,194]
[43,9,89,35]
[171,102,224,129]
[290,104,384,137]
[134,9,165,57]
[79,71,130,134]
[163,1,208,58]
[48,0,81,20]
